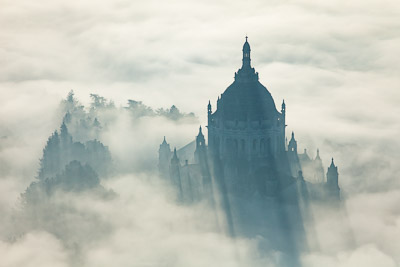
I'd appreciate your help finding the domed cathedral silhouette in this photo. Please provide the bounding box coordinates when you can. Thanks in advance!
[158,37,340,266]
[207,36,288,197]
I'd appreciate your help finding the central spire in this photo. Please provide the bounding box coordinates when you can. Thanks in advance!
[242,36,251,68]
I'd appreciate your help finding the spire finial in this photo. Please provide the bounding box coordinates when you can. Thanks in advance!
[245,35,248,42]
[161,136,168,145]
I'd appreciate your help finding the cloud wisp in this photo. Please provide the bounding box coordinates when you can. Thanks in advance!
[0,0,399,266]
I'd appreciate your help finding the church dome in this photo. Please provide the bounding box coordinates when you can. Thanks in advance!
[219,78,278,121]
[217,38,279,122]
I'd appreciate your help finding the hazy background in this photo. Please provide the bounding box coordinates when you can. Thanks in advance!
[0,0,399,266]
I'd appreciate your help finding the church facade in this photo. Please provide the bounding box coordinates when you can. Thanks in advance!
[159,38,340,204]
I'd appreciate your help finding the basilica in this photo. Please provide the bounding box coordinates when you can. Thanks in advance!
[158,39,342,262]
[158,40,340,260]
[159,37,340,205]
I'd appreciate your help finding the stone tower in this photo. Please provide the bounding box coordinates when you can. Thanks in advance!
[326,158,340,200]
[169,148,183,199]
[158,137,171,178]
[194,126,206,164]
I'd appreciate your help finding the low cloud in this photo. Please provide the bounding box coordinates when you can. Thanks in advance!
[0,0,399,266]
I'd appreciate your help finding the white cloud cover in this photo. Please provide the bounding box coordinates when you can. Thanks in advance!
[0,0,399,266]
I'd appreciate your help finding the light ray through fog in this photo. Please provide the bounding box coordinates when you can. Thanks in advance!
[0,0,399,266]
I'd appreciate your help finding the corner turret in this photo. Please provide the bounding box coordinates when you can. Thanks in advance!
[158,136,171,178]
[171,148,179,165]
[316,149,321,160]
[207,101,212,129]
[326,158,340,200]
[288,131,297,153]
[195,126,206,164]
[312,148,325,183]
[169,147,183,200]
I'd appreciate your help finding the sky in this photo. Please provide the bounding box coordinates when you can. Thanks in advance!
[0,0,400,266]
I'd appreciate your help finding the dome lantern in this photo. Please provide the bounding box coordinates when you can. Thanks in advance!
[242,36,251,68]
